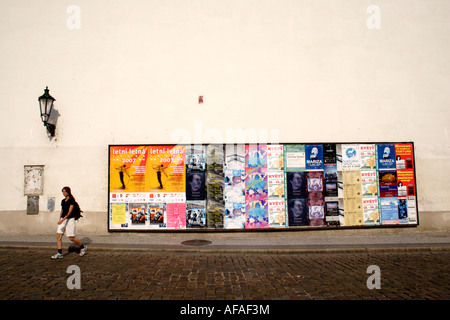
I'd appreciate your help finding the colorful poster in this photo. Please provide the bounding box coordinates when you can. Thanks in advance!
[186,200,206,228]
[343,170,363,226]
[268,171,285,198]
[166,203,186,229]
[397,170,416,197]
[363,197,380,225]
[308,198,325,226]
[287,198,308,226]
[361,170,378,197]
[360,144,377,170]
[342,144,361,170]
[130,203,147,225]
[284,144,305,171]
[407,196,418,224]
[245,168,268,200]
[398,198,408,223]
[108,143,417,230]
[267,145,284,171]
[377,144,396,170]
[206,144,224,228]
[306,171,323,193]
[305,144,324,170]
[111,203,127,225]
[246,200,269,228]
[224,169,245,200]
[245,144,267,169]
[225,144,245,170]
[109,146,148,192]
[379,170,398,197]
[380,197,399,224]
[224,201,245,229]
[245,144,268,228]
[186,172,206,200]
[186,145,206,172]
[286,171,307,198]
[325,201,339,226]
[224,144,245,229]
[147,146,186,192]
[395,143,414,170]
[149,203,165,227]
[324,168,338,198]
[268,199,286,227]
[323,144,337,164]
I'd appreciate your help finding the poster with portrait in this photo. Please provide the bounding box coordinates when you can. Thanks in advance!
[377,144,396,170]
[286,171,307,198]
[186,172,206,200]
[287,198,308,226]
[305,144,324,171]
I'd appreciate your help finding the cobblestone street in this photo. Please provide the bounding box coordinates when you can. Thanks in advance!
[0,248,448,301]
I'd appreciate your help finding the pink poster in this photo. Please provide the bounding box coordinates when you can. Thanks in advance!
[166,203,186,229]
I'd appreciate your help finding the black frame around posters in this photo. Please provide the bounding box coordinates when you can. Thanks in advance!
[107,142,419,232]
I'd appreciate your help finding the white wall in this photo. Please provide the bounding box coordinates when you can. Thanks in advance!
[0,1,449,222]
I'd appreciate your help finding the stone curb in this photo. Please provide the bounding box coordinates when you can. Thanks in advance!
[1,242,449,254]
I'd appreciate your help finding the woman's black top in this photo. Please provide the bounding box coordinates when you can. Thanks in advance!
[61,197,76,219]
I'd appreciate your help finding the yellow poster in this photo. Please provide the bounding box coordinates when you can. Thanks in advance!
[111,204,126,225]
[109,145,186,193]
[146,146,186,192]
[109,146,148,192]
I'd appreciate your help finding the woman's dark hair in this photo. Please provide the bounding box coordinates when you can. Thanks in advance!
[62,186,76,202]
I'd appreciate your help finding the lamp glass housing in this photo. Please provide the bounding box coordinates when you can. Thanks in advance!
[38,86,55,124]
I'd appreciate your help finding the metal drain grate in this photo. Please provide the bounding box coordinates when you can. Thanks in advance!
[181,239,212,247]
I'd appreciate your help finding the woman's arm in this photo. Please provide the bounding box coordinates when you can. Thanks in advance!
[58,205,74,224]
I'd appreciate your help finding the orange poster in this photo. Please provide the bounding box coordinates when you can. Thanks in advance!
[146,146,186,192]
[109,146,148,192]
[109,145,186,193]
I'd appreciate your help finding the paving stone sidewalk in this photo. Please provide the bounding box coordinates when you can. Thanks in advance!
[0,248,449,301]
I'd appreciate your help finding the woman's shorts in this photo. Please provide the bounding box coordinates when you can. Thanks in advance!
[57,218,76,237]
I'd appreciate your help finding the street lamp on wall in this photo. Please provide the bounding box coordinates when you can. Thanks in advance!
[38,86,56,136]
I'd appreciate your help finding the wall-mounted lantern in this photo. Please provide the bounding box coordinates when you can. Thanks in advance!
[38,86,56,136]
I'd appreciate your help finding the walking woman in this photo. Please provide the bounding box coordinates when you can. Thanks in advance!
[51,186,87,259]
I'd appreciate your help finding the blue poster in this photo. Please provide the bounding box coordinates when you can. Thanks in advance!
[305,144,324,170]
[377,144,396,170]
[380,197,399,224]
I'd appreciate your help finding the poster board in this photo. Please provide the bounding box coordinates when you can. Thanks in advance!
[108,142,418,231]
